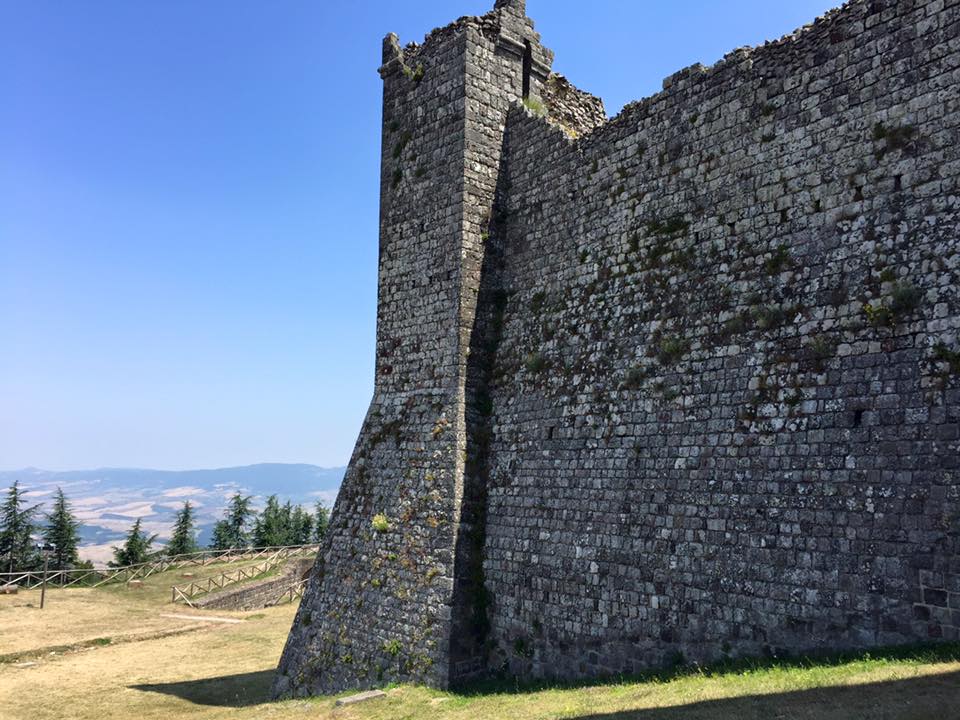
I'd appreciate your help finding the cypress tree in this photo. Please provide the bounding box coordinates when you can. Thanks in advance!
[42,487,81,570]
[0,481,41,572]
[110,518,157,567]
[314,502,330,543]
[166,500,198,556]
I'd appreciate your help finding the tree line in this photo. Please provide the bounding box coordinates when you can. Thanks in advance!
[0,482,330,572]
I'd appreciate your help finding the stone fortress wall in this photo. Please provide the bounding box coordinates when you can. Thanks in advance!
[275,0,960,697]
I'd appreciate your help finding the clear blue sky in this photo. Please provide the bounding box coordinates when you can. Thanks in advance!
[0,0,838,472]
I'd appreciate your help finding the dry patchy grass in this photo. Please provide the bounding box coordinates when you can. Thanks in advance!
[0,558,278,656]
[1,581,959,720]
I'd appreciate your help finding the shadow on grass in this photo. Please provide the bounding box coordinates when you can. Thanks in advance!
[128,643,960,713]
[454,642,960,698]
[567,670,960,720]
[131,669,274,707]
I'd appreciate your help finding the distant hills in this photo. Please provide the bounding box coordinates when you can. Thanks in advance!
[0,464,345,564]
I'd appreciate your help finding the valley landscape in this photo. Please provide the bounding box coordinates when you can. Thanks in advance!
[0,465,344,564]
[3,0,959,716]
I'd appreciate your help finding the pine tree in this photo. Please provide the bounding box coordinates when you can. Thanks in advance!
[253,495,289,547]
[42,487,81,570]
[210,520,232,551]
[208,493,253,550]
[281,500,295,544]
[0,481,41,572]
[110,518,157,567]
[291,505,313,545]
[314,502,330,543]
[165,501,198,557]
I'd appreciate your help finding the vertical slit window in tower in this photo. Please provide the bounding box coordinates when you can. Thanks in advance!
[522,41,532,99]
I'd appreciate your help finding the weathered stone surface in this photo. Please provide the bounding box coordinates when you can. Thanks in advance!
[275,0,960,698]
[334,690,387,707]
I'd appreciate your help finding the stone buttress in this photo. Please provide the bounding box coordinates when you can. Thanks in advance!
[272,0,557,696]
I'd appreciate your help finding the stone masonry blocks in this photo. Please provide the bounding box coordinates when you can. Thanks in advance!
[276,0,960,697]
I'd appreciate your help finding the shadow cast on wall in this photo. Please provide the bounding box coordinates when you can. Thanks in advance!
[131,669,274,708]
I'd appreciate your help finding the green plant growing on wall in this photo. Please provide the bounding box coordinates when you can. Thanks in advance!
[653,382,680,401]
[383,639,403,657]
[863,302,893,327]
[402,63,425,82]
[784,386,804,408]
[889,281,922,316]
[513,636,534,658]
[865,282,922,327]
[393,131,412,160]
[722,313,749,338]
[622,367,647,390]
[646,217,690,236]
[807,334,836,371]
[644,237,671,269]
[933,343,960,376]
[530,291,547,313]
[753,304,792,332]
[524,352,548,373]
[872,121,917,157]
[522,97,546,116]
[656,335,691,365]
[372,514,391,533]
[671,246,695,271]
[764,245,794,275]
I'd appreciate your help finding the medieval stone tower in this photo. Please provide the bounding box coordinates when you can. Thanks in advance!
[274,0,960,697]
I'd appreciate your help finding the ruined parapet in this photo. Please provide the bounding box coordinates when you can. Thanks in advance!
[543,74,606,138]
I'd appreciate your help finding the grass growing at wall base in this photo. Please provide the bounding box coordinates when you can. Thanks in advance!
[3,575,959,720]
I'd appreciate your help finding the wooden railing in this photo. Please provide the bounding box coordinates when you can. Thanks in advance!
[0,544,320,590]
[272,579,307,606]
[170,551,289,607]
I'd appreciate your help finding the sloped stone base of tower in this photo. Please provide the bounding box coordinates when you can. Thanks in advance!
[272,400,459,696]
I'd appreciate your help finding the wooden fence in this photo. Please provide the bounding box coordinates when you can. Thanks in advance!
[0,544,320,590]
[272,579,307,607]
[170,550,289,606]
